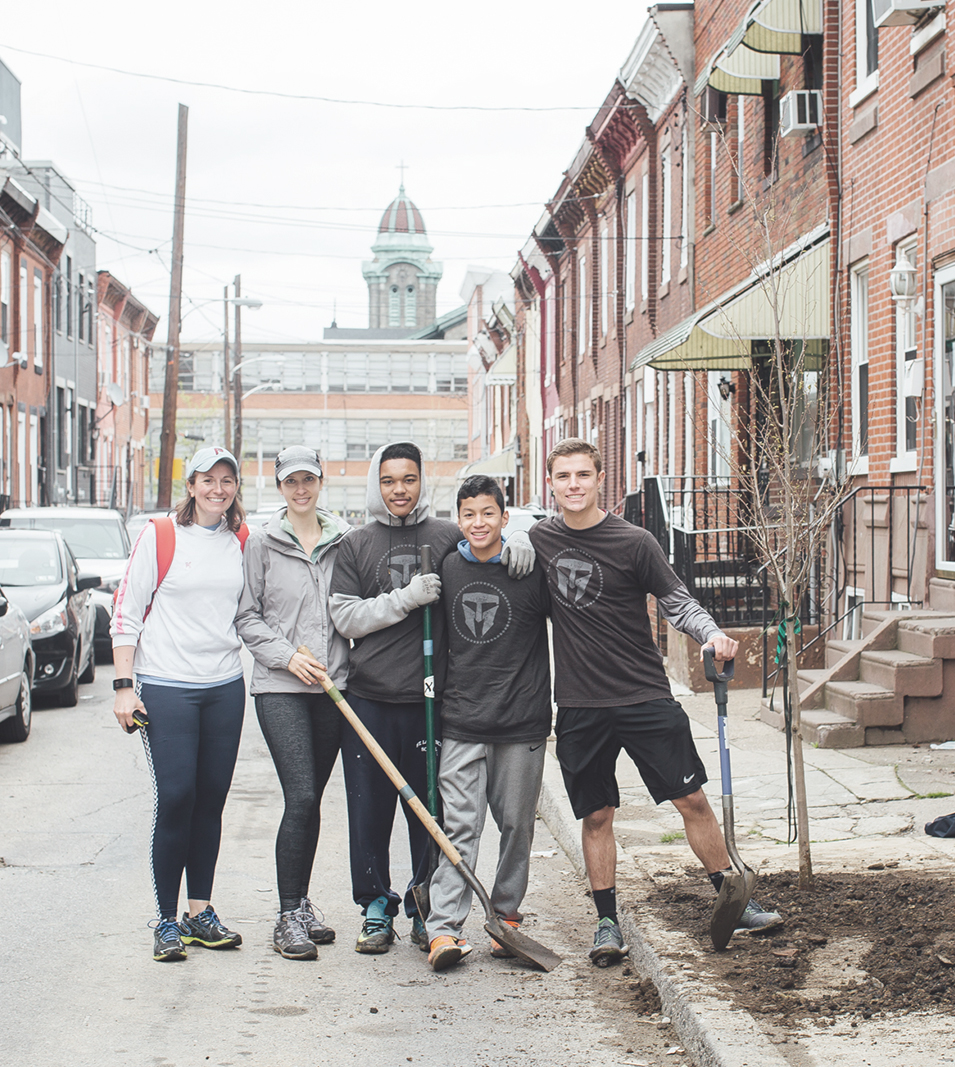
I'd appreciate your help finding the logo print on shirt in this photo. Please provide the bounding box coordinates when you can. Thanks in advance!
[452,582,511,645]
[547,549,603,610]
[462,591,500,638]
[375,547,420,592]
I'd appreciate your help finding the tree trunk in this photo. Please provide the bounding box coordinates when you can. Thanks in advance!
[786,617,814,888]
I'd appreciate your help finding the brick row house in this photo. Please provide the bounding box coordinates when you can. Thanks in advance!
[500,0,955,743]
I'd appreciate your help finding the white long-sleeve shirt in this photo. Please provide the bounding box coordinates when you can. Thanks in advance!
[111,519,244,684]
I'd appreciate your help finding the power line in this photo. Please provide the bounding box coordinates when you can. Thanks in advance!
[2,44,598,112]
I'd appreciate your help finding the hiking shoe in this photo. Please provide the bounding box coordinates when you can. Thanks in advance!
[296,897,336,944]
[179,906,242,949]
[735,898,784,934]
[273,911,318,960]
[410,915,429,952]
[589,917,629,967]
[355,895,395,954]
[490,919,520,959]
[151,918,187,962]
[428,935,472,972]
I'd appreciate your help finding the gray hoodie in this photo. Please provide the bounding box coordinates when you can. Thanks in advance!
[328,441,461,704]
[236,505,352,695]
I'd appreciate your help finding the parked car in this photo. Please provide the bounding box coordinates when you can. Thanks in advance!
[505,505,548,535]
[0,589,34,743]
[125,509,173,544]
[244,507,283,527]
[0,530,99,706]
[0,507,130,662]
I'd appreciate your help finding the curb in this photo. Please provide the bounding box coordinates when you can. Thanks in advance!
[537,751,789,1067]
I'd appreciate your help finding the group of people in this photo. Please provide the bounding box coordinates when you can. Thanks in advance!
[111,436,782,967]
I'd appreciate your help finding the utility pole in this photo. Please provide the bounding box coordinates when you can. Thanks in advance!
[233,274,243,467]
[157,103,188,508]
[222,284,231,449]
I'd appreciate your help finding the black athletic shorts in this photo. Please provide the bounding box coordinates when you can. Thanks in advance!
[555,698,708,819]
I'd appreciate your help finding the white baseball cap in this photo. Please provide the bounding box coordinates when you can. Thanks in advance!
[275,445,323,482]
[185,446,240,479]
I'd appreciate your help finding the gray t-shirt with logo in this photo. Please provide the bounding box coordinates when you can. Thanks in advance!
[440,552,552,744]
[529,512,683,708]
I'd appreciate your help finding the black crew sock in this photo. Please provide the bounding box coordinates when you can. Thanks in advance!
[708,868,733,893]
[593,887,618,924]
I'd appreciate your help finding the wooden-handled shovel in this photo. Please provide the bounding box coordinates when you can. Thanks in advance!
[703,647,757,951]
[299,644,562,971]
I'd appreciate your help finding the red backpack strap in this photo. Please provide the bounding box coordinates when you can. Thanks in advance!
[236,523,250,552]
[143,517,176,620]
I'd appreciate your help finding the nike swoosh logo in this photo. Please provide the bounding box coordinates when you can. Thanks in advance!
[683,774,695,783]
[530,743,545,752]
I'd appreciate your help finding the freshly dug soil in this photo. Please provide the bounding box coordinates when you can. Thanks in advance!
[643,869,955,1023]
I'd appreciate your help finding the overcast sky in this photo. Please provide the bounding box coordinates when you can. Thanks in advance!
[1,1,649,344]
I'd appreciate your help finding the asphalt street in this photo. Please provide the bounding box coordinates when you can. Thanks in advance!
[0,661,695,1067]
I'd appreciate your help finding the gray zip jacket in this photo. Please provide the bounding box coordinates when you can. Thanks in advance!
[236,506,352,695]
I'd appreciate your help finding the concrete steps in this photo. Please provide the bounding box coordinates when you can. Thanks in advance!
[760,610,955,747]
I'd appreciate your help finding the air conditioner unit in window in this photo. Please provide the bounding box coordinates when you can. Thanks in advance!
[780,90,822,136]
[873,0,942,27]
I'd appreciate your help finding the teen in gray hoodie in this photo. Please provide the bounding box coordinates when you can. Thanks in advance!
[328,440,533,954]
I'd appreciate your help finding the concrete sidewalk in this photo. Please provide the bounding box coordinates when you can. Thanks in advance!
[537,683,955,1067]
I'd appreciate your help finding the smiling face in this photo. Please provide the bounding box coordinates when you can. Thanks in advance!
[187,460,238,527]
[458,493,509,562]
[279,470,322,517]
[379,458,421,519]
[547,453,606,528]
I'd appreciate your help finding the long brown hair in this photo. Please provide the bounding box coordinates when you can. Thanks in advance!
[175,468,247,532]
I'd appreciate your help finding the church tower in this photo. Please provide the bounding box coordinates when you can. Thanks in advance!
[362,185,443,330]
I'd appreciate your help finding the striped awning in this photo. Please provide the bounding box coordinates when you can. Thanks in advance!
[729,0,823,55]
[457,445,517,481]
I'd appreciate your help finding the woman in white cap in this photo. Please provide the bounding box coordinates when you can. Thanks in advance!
[236,446,351,961]
[111,446,249,962]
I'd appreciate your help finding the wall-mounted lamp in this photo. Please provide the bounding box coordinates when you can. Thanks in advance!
[889,248,918,311]
[717,376,736,401]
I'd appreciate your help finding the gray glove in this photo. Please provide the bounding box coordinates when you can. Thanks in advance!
[500,529,535,579]
[397,571,442,610]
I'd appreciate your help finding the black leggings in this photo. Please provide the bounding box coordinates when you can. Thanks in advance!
[255,691,342,913]
[140,678,245,920]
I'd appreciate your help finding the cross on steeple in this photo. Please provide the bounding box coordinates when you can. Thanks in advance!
[396,160,409,191]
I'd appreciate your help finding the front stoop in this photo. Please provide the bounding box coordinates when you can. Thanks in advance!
[761,611,955,747]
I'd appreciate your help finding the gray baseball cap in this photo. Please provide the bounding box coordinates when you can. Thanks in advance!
[275,445,323,482]
[185,446,240,479]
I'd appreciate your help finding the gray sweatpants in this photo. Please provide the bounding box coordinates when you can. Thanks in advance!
[426,738,546,942]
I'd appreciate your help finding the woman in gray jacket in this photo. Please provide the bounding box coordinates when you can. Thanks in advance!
[236,446,351,960]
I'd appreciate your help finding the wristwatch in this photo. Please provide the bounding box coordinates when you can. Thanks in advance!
[113,678,135,691]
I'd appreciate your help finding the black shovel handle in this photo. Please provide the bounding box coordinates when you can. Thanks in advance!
[703,647,734,715]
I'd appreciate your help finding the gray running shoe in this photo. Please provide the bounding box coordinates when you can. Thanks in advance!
[734,898,784,934]
[589,917,629,967]
[296,897,336,944]
[151,917,187,962]
[179,906,242,949]
[273,911,318,960]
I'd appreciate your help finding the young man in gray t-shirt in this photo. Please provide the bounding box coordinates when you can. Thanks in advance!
[529,438,782,965]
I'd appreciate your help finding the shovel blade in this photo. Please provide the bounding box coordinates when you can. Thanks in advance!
[411,882,430,923]
[709,867,758,951]
[484,916,562,972]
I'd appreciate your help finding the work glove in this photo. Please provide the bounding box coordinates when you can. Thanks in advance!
[500,530,535,579]
[398,571,442,609]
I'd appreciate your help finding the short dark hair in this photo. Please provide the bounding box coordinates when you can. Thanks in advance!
[380,442,421,469]
[457,475,505,514]
[546,437,603,475]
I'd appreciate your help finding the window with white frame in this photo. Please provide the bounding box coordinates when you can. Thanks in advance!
[855,0,879,102]
[19,262,28,357]
[850,262,870,461]
[707,371,731,484]
[661,144,672,285]
[937,268,955,569]
[680,123,689,271]
[33,270,43,371]
[736,96,746,203]
[0,251,9,345]
[626,190,636,310]
[578,252,587,357]
[643,368,655,474]
[896,240,919,460]
[640,172,649,302]
[544,278,555,384]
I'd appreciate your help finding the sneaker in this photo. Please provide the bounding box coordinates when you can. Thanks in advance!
[410,915,429,952]
[734,898,784,934]
[151,917,187,962]
[179,906,242,949]
[428,935,472,972]
[589,917,629,967]
[296,897,336,944]
[355,895,395,954]
[273,911,318,960]
[490,919,520,959]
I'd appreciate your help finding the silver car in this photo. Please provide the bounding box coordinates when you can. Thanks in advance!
[0,586,33,743]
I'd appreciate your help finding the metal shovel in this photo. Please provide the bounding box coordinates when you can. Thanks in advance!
[703,647,757,951]
[299,645,562,972]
